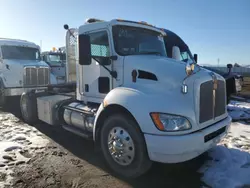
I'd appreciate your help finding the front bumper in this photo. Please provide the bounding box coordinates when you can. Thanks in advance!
[4,87,47,96]
[144,115,232,163]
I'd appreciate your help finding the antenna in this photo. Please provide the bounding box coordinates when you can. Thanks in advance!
[40,40,42,51]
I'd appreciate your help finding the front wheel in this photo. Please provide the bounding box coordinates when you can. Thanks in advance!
[20,92,38,124]
[100,114,152,178]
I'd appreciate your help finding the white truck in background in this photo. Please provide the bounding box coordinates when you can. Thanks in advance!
[41,48,67,84]
[19,18,232,178]
[0,38,51,107]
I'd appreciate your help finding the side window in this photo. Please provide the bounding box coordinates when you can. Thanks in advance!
[180,51,190,61]
[89,31,110,57]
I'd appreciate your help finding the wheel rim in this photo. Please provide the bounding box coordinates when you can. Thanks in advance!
[21,97,28,118]
[107,127,135,166]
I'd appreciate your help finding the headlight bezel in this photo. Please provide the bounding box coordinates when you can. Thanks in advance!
[150,112,192,132]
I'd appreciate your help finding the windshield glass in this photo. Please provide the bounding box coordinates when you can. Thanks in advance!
[112,25,166,56]
[1,46,40,60]
[46,54,66,65]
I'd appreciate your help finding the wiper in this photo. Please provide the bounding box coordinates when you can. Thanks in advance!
[138,51,162,55]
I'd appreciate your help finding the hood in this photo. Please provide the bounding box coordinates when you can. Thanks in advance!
[123,55,201,92]
[3,59,49,67]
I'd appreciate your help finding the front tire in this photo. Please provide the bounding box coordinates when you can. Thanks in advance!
[20,92,39,124]
[100,114,152,178]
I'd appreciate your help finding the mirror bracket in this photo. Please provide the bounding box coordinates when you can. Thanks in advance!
[110,55,118,61]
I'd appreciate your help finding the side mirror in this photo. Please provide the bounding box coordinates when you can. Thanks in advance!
[227,63,233,69]
[172,46,181,61]
[79,34,91,65]
[194,54,198,63]
[64,24,69,30]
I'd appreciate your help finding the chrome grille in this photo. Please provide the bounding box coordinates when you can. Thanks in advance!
[24,67,50,86]
[199,80,226,123]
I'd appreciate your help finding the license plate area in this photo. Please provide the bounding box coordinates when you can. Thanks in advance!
[204,126,226,143]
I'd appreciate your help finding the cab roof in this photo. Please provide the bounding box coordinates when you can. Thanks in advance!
[78,19,166,36]
[0,38,39,49]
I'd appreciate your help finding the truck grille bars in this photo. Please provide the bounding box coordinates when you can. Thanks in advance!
[199,80,226,123]
[24,67,50,86]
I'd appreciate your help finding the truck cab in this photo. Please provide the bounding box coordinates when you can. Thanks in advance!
[0,38,50,106]
[41,49,66,84]
[19,19,231,178]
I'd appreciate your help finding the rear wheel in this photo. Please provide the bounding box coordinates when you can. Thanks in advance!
[20,92,39,124]
[100,114,152,178]
[0,80,7,108]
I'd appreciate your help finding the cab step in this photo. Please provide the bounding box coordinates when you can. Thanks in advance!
[62,124,93,140]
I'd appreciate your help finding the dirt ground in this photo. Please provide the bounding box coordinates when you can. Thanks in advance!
[0,100,206,188]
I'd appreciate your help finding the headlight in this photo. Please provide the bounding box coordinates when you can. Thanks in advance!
[150,113,191,131]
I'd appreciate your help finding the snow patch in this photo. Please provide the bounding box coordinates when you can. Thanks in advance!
[0,142,25,187]
[200,121,250,188]
[0,113,50,187]
[199,146,250,188]
[228,100,250,120]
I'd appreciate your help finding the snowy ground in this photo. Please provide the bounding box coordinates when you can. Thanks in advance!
[0,113,49,187]
[199,100,250,188]
[0,100,250,188]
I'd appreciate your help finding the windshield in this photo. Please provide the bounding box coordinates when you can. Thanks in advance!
[1,45,40,60]
[46,54,66,65]
[112,25,166,56]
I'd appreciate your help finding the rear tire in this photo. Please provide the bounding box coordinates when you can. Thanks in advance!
[0,80,7,108]
[100,114,152,178]
[20,92,39,124]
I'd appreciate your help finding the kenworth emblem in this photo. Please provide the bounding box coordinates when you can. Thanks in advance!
[210,72,218,119]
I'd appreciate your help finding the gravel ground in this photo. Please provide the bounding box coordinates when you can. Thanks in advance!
[0,100,204,188]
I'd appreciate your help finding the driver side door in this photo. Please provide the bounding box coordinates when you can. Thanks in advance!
[81,29,113,102]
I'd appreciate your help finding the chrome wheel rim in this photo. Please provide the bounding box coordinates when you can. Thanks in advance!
[108,127,135,166]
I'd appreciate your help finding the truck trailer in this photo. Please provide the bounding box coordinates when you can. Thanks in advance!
[19,18,232,178]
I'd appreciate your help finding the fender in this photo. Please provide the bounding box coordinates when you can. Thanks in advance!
[93,87,155,141]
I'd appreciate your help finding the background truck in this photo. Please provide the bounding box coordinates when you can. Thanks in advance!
[0,38,50,107]
[19,18,231,178]
[159,28,242,103]
[41,48,67,84]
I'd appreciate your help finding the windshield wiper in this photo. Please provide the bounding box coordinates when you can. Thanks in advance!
[138,51,162,55]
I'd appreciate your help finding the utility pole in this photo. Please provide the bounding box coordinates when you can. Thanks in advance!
[217,58,220,67]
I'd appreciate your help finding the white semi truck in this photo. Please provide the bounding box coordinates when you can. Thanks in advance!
[41,48,67,84]
[0,38,50,107]
[19,18,232,178]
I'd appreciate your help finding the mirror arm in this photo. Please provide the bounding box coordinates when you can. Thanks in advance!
[92,57,117,79]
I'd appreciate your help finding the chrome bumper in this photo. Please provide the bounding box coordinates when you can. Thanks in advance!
[4,87,47,96]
